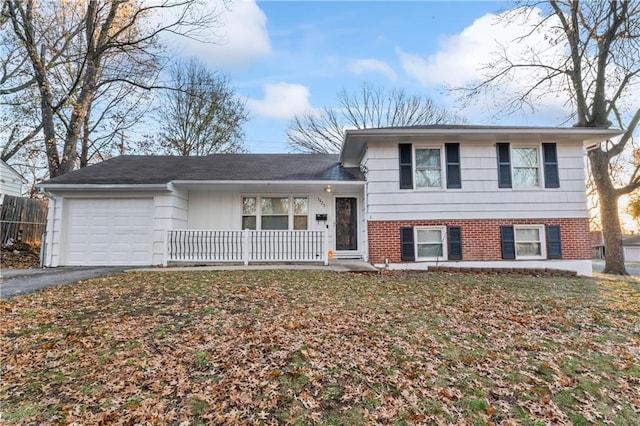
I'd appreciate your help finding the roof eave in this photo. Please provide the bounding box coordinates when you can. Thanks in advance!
[170,179,365,186]
[340,127,624,164]
[37,183,170,192]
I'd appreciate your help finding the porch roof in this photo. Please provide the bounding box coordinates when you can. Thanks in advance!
[39,154,365,188]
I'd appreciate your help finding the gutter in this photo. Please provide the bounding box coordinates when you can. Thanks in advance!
[36,183,170,192]
[170,180,365,186]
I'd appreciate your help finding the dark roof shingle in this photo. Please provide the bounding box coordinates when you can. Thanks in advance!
[40,154,364,185]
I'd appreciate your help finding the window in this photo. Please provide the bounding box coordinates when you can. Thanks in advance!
[241,196,308,230]
[514,225,545,258]
[415,148,442,188]
[502,224,546,259]
[512,147,540,187]
[497,143,559,189]
[261,197,289,230]
[293,197,308,230]
[415,226,446,260]
[399,143,461,190]
[242,197,257,230]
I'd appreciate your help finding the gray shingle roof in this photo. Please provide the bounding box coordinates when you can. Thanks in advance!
[40,154,364,185]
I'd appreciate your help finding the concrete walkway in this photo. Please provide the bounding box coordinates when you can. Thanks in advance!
[0,260,377,299]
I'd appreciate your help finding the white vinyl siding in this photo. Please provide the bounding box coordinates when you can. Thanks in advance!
[365,140,588,221]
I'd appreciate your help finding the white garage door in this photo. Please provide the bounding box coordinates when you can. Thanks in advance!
[64,198,154,266]
[624,246,640,263]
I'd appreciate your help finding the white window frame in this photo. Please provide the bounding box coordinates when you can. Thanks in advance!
[511,145,542,188]
[413,146,445,190]
[241,195,309,230]
[414,226,447,261]
[514,224,546,259]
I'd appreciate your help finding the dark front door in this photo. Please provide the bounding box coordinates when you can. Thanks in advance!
[335,197,358,251]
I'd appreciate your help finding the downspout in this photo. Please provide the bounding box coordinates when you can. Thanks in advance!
[42,191,56,268]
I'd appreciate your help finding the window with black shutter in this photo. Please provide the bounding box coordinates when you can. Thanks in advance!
[400,227,415,261]
[546,225,562,258]
[542,143,560,188]
[501,225,516,259]
[399,144,413,189]
[445,143,461,189]
[448,226,462,260]
[496,143,512,188]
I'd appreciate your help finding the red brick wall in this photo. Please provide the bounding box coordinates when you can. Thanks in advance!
[367,218,591,263]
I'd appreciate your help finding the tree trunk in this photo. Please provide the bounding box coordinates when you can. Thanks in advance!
[600,192,627,274]
[588,149,628,275]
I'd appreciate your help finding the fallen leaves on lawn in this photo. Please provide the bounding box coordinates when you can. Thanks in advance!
[1,246,40,269]
[1,271,639,425]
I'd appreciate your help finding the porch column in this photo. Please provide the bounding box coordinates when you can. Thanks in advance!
[243,228,250,266]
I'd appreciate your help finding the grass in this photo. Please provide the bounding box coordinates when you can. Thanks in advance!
[1,270,639,424]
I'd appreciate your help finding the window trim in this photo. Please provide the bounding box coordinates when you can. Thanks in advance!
[413,145,445,190]
[511,145,542,189]
[241,195,309,230]
[514,224,546,259]
[414,225,447,261]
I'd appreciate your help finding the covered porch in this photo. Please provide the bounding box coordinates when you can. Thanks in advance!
[166,229,329,265]
[166,180,366,265]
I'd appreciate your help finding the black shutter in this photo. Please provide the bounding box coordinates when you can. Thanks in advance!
[448,226,462,260]
[543,143,560,188]
[445,143,461,189]
[547,225,562,259]
[400,227,415,261]
[496,143,512,188]
[501,225,516,259]
[399,144,413,189]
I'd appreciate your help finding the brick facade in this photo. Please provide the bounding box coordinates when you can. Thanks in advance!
[367,218,591,264]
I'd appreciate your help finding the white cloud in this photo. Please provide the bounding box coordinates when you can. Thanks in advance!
[397,8,574,120]
[247,83,313,119]
[163,0,270,69]
[348,59,397,81]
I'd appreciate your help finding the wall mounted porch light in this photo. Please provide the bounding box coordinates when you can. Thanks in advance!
[324,185,332,193]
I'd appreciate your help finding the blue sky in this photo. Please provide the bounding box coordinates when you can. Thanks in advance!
[164,1,569,153]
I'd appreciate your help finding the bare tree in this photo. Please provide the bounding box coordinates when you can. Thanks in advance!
[1,0,218,177]
[155,58,248,156]
[287,83,464,154]
[463,1,640,275]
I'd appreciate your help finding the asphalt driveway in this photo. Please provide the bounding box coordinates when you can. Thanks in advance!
[0,267,127,299]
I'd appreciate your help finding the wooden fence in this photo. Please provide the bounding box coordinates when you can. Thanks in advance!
[0,194,48,245]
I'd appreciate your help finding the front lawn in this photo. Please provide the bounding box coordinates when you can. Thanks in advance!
[1,271,639,425]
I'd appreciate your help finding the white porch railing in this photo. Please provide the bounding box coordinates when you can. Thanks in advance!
[166,229,329,265]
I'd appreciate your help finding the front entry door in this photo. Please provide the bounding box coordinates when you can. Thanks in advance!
[335,197,358,251]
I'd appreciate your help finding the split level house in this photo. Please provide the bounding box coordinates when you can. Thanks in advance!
[37,125,621,276]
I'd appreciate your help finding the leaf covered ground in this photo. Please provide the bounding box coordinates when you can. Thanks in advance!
[1,245,40,269]
[1,271,639,425]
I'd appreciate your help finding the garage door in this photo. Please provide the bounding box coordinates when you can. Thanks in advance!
[624,246,640,263]
[64,198,154,266]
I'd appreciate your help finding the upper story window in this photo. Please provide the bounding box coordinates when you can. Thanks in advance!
[399,143,461,190]
[497,143,559,189]
[512,147,540,187]
[242,196,308,230]
[415,148,442,188]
